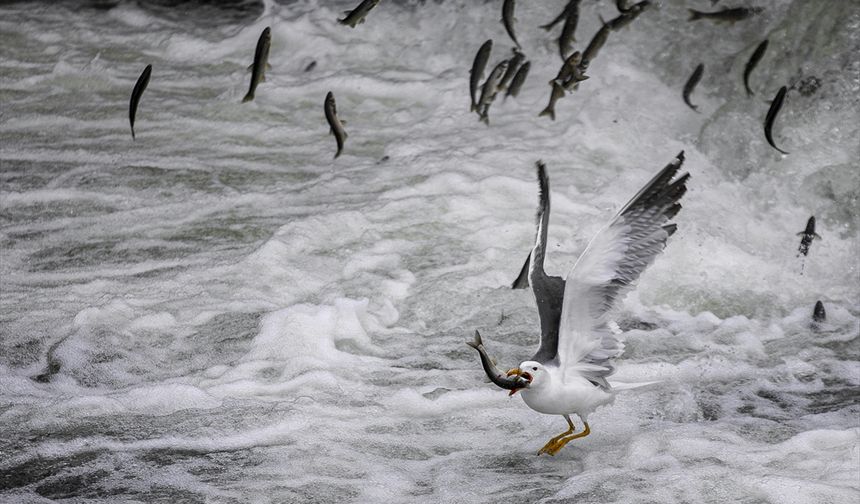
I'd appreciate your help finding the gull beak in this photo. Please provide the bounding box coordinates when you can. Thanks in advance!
[506,368,530,396]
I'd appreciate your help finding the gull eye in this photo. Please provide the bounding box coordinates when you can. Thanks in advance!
[532,367,538,371]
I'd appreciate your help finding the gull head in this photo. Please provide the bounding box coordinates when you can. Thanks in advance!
[505,360,546,396]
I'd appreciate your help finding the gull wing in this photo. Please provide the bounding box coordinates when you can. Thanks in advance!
[525,161,566,364]
[556,152,689,382]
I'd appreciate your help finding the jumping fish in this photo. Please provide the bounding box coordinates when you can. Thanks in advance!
[797,216,821,257]
[470,40,493,112]
[477,60,509,124]
[129,64,151,140]
[812,301,826,324]
[324,91,347,158]
[304,60,317,72]
[557,2,580,60]
[339,0,381,28]
[505,60,531,99]
[683,63,704,111]
[688,6,763,22]
[582,21,611,65]
[498,50,525,91]
[502,0,520,49]
[743,40,769,96]
[764,86,789,154]
[467,330,531,391]
[242,27,271,103]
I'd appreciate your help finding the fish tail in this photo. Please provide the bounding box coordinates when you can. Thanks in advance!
[131,127,135,140]
[688,9,702,21]
[242,92,254,103]
[538,107,555,121]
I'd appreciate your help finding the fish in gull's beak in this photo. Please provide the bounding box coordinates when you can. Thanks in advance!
[506,368,533,396]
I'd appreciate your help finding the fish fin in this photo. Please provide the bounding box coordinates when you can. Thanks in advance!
[687,9,702,21]
[247,63,253,71]
[538,107,555,121]
[260,74,266,82]
[267,63,272,70]
[470,104,477,112]
[466,330,483,350]
[343,130,348,139]
[796,231,805,236]
[814,233,822,240]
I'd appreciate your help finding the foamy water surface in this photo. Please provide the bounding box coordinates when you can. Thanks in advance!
[1,0,858,502]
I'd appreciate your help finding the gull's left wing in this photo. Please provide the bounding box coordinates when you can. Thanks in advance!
[556,152,689,382]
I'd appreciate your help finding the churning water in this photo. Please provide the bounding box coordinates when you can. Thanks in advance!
[1,0,858,502]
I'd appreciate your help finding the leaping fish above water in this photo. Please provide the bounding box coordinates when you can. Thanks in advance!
[557,1,580,60]
[683,63,704,111]
[743,40,769,97]
[476,60,509,125]
[688,6,763,23]
[339,0,381,28]
[470,40,493,112]
[324,91,348,158]
[505,60,531,99]
[129,64,151,140]
[797,216,821,257]
[764,86,789,154]
[812,300,826,324]
[242,26,271,103]
[502,0,521,49]
[498,49,525,92]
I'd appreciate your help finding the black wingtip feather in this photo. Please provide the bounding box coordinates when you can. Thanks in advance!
[663,223,678,236]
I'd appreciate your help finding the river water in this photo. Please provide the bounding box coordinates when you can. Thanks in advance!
[1,0,858,502]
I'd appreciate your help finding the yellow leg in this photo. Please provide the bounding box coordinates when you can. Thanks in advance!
[543,421,590,456]
[537,415,576,455]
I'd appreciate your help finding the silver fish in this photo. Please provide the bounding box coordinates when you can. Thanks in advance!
[812,300,826,324]
[688,6,763,22]
[467,330,531,391]
[129,64,151,140]
[498,50,525,91]
[743,40,768,97]
[324,91,348,158]
[477,60,509,124]
[796,216,821,257]
[470,39,493,112]
[339,0,381,28]
[558,2,580,60]
[242,27,271,103]
[502,0,520,48]
[764,86,789,154]
[683,63,704,111]
[505,60,530,99]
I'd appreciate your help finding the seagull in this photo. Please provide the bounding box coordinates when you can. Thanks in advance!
[476,152,689,456]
